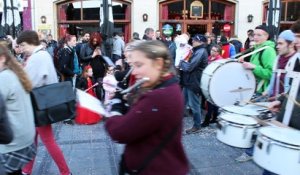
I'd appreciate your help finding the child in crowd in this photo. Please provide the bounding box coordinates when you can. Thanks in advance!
[103,66,118,109]
[75,65,102,124]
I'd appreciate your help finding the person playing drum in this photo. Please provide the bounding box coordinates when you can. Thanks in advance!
[241,25,277,95]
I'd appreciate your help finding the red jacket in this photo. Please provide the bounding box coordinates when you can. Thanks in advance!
[105,78,188,175]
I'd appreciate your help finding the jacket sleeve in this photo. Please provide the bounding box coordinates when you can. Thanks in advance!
[252,48,276,80]
[230,44,236,57]
[59,50,74,77]
[80,44,93,62]
[179,50,204,72]
[105,95,165,144]
[0,95,13,144]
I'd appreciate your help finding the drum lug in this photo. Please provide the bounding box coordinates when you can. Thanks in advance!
[266,140,274,155]
[242,126,248,139]
[220,121,227,134]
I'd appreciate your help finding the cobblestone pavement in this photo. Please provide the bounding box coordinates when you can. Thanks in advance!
[31,117,263,175]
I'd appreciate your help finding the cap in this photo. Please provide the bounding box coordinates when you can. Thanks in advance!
[255,25,270,35]
[192,34,207,43]
[278,30,295,42]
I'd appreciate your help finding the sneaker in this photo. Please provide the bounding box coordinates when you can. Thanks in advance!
[185,127,201,134]
[201,122,209,127]
[235,153,252,162]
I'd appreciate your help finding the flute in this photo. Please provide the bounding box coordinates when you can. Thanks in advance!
[120,77,150,94]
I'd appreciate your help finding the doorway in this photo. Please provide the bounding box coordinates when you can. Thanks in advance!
[186,24,207,37]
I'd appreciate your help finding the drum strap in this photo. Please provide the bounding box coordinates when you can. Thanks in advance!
[282,71,300,125]
[256,80,265,92]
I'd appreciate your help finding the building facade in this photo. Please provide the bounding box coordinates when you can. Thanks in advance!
[1,0,299,43]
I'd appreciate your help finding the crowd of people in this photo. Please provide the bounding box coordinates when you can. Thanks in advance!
[0,18,299,175]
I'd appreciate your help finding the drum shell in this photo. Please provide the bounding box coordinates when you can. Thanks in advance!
[216,114,259,148]
[253,129,300,175]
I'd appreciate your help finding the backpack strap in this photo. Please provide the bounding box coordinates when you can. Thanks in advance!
[258,49,265,68]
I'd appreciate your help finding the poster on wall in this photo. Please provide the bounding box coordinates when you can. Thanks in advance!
[38,24,52,37]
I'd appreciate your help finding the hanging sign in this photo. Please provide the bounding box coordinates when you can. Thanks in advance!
[223,24,231,32]
[190,0,203,19]
[162,24,173,36]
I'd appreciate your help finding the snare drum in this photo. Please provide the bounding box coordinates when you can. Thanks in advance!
[217,113,260,148]
[201,59,256,107]
[221,102,270,117]
[253,127,300,175]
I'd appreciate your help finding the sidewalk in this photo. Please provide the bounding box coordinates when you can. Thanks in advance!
[31,117,263,175]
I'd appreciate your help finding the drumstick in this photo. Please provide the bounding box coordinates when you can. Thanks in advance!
[244,101,269,109]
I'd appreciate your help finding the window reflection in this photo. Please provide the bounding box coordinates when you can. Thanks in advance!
[83,0,100,20]
[112,2,128,20]
[162,1,184,20]
[211,1,233,21]
[287,2,300,21]
[59,2,81,21]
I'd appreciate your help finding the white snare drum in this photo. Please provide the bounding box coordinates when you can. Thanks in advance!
[253,127,300,175]
[201,59,256,107]
[221,102,270,117]
[217,113,260,148]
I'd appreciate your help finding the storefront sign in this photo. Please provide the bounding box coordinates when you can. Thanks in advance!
[190,0,203,19]
[223,24,231,32]
[162,24,173,36]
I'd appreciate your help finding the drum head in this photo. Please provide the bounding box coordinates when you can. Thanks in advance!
[222,103,269,116]
[201,61,255,107]
[219,113,258,125]
[259,127,300,146]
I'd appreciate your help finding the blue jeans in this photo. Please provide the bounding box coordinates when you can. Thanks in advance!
[183,88,202,128]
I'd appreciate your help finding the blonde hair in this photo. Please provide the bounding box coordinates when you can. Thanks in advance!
[0,44,32,92]
[126,40,174,104]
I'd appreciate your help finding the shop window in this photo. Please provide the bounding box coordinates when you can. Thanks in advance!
[211,1,233,21]
[287,2,300,21]
[83,0,100,20]
[59,2,81,21]
[162,1,184,20]
[281,2,286,21]
[112,2,128,20]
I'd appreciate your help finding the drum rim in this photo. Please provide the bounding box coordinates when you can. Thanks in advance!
[219,112,259,125]
[257,134,300,150]
[258,127,300,148]
[218,119,260,127]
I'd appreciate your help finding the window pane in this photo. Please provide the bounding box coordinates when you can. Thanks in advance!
[59,2,81,21]
[281,2,286,21]
[211,1,234,21]
[162,1,184,20]
[112,2,129,20]
[186,0,208,19]
[83,0,100,20]
[287,2,300,21]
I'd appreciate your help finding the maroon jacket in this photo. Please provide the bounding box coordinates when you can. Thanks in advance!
[105,79,189,175]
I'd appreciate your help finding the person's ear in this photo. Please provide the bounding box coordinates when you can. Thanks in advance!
[154,57,164,70]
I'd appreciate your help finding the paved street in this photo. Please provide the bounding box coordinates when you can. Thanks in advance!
[31,117,263,175]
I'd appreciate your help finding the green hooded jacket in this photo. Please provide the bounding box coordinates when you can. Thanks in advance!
[250,40,276,93]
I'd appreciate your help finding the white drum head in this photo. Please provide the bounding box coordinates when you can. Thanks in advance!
[219,113,258,125]
[259,127,300,146]
[201,60,255,107]
[222,103,269,116]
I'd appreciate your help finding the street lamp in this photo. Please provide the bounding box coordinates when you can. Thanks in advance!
[41,16,47,24]
[247,14,254,23]
[142,13,148,22]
